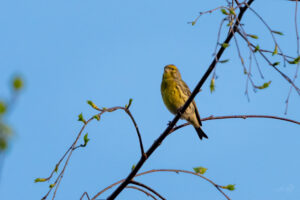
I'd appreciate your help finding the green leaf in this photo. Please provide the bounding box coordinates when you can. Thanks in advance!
[78,113,86,124]
[223,184,235,191]
[131,164,136,171]
[0,101,6,115]
[0,138,7,150]
[221,8,229,15]
[219,59,229,63]
[210,78,215,93]
[93,115,100,121]
[34,178,47,183]
[49,183,56,188]
[12,76,23,91]
[229,8,236,16]
[257,81,272,89]
[272,62,280,66]
[191,21,196,26]
[193,167,208,175]
[87,100,98,110]
[272,30,284,35]
[254,45,260,52]
[272,45,278,56]
[288,56,300,64]
[83,133,90,147]
[54,164,59,173]
[221,43,229,48]
[248,34,258,39]
[125,98,133,109]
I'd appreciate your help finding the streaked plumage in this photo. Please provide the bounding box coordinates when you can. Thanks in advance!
[161,64,208,140]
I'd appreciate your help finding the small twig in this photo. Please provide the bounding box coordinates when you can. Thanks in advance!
[126,186,157,200]
[285,0,300,114]
[80,192,91,200]
[40,105,145,200]
[130,180,166,200]
[170,114,300,134]
[93,169,230,200]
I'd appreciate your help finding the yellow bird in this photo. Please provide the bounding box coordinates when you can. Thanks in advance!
[161,64,208,140]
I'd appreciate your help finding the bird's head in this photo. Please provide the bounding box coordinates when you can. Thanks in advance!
[163,64,181,80]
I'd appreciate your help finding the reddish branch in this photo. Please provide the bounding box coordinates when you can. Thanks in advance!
[126,186,157,200]
[130,180,166,200]
[93,169,231,200]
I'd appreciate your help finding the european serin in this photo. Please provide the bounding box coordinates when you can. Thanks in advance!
[161,64,208,140]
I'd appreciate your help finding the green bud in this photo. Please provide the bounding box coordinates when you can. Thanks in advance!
[93,115,100,121]
[78,113,86,124]
[34,178,47,183]
[219,59,229,63]
[0,101,6,115]
[248,34,258,39]
[221,8,229,15]
[272,30,284,35]
[83,133,90,147]
[125,98,133,109]
[223,184,235,191]
[272,45,278,56]
[193,167,208,175]
[131,164,136,171]
[12,76,23,91]
[254,45,260,52]
[257,81,271,89]
[210,78,215,93]
[221,43,229,48]
[87,100,99,110]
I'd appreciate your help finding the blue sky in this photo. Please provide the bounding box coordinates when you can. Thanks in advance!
[0,0,299,200]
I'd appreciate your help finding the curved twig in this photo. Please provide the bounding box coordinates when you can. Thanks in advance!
[126,186,157,200]
[171,114,300,134]
[93,169,231,200]
[130,180,166,200]
[39,105,145,200]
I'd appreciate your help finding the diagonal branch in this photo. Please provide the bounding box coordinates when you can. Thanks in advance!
[102,1,255,199]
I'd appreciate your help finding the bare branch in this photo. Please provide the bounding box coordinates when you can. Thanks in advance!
[130,180,166,200]
[126,186,157,200]
[93,169,231,200]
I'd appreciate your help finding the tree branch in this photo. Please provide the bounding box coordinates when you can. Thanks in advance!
[103,1,255,199]
[126,186,157,200]
[93,169,231,200]
[130,180,166,200]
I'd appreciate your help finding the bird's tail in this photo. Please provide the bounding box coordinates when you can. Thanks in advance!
[194,126,208,140]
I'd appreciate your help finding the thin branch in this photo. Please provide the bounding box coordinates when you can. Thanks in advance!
[170,114,300,134]
[102,2,255,199]
[130,180,166,200]
[126,186,157,200]
[94,169,231,200]
[80,192,91,200]
[285,0,300,114]
[40,105,144,200]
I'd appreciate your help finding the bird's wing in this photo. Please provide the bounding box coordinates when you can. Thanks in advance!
[178,80,202,126]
